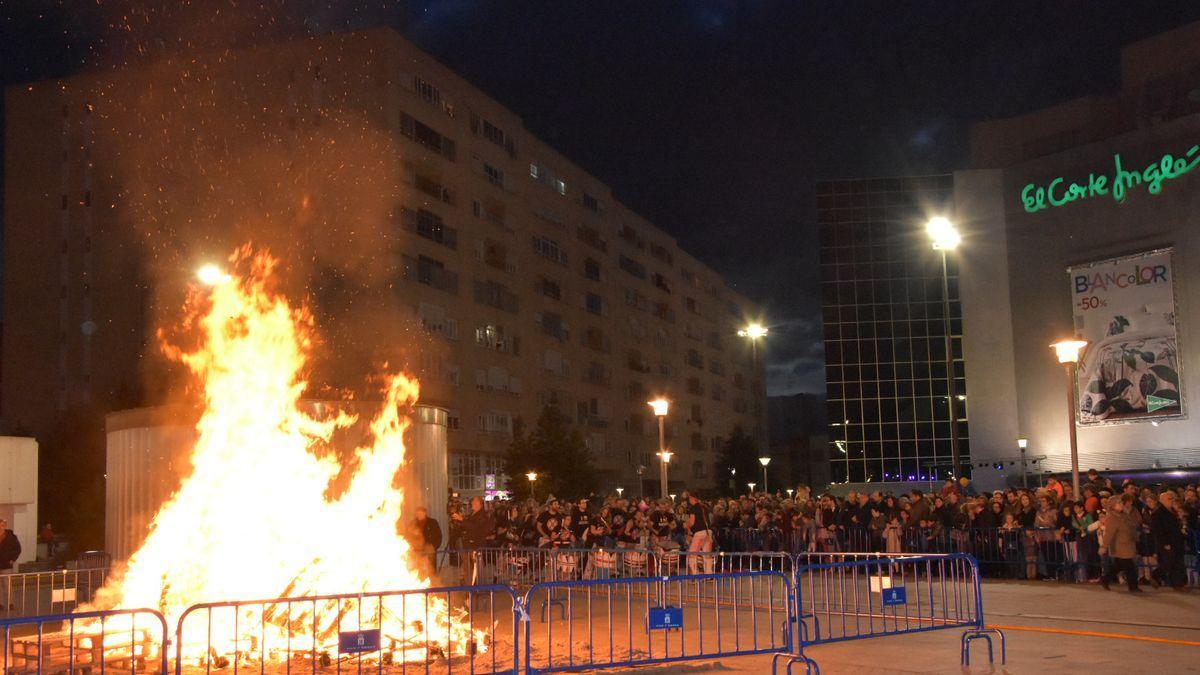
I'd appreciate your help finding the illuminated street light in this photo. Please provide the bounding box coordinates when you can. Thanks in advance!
[1051,339,1089,497]
[925,216,961,251]
[747,482,757,494]
[648,398,671,498]
[197,263,229,286]
[615,487,624,497]
[786,488,794,498]
[926,216,963,478]
[1017,438,1029,489]
[526,471,538,500]
[758,456,771,492]
[737,324,769,339]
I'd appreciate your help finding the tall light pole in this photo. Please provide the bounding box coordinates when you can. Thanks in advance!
[1016,438,1029,489]
[525,471,538,501]
[758,456,771,493]
[738,324,769,446]
[1051,339,1088,499]
[747,482,756,495]
[925,217,963,478]
[648,398,671,498]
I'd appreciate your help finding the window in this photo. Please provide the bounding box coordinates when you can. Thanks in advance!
[401,207,457,249]
[692,461,707,478]
[653,302,674,323]
[474,280,519,313]
[418,303,458,340]
[581,193,600,212]
[687,377,704,395]
[412,173,453,203]
[405,254,458,294]
[583,258,601,281]
[554,179,567,195]
[653,272,671,293]
[533,235,568,264]
[709,360,724,375]
[690,404,703,425]
[684,297,699,314]
[619,255,647,280]
[576,225,607,252]
[706,331,723,350]
[626,349,650,373]
[624,288,647,311]
[582,326,609,353]
[686,349,704,369]
[538,276,562,300]
[585,292,603,316]
[618,224,638,245]
[477,411,513,435]
[542,349,570,377]
[474,324,518,354]
[649,242,673,265]
[711,384,724,402]
[537,312,569,342]
[584,362,611,386]
[690,431,703,451]
[446,408,460,430]
[400,112,455,160]
[530,163,541,178]
[484,162,505,188]
[414,76,441,105]
[475,239,514,273]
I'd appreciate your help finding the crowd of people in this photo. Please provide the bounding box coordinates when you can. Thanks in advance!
[429,470,1198,592]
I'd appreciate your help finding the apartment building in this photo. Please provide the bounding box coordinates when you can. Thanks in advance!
[2,28,765,495]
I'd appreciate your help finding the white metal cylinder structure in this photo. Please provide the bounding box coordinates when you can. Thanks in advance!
[105,402,449,562]
[104,406,197,561]
[399,405,450,545]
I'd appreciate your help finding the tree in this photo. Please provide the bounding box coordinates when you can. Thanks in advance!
[715,425,761,496]
[502,407,597,500]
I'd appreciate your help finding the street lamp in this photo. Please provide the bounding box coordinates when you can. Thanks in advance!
[747,482,757,495]
[758,456,771,493]
[615,487,624,497]
[648,398,671,498]
[1051,339,1088,498]
[925,216,963,479]
[196,263,229,286]
[669,493,677,502]
[1016,438,1029,489]
[525,471,538,500]
[786,488,794,498]
[738,324,769,446]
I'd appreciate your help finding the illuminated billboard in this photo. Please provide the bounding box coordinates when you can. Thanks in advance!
[1069,248,1183,425]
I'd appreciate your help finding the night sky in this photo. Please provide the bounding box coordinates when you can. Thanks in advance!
[4,0,1200,396]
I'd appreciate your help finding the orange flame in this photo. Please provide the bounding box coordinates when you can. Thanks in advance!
[91,247,482,665]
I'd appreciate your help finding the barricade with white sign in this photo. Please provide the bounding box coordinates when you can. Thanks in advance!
[521,570,793,674]
[0,607,169,674]
[778,552,1003,672]
[174,584,520,674]
[0,567,110,619]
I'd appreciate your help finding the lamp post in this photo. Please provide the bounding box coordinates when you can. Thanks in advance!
[1051,339,1088,499]
[786,488,794,499]
[1016,438,1029,489]
[615,487,624,498]
[925,217,963,478]
[747,482,757,495]
[525,471,538,501]
[758,456,771,493]
[648,398,671,498]
[738,324,769,444]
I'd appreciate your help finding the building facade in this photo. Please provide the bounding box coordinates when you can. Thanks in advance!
[817,176,969,484]
[956,21,1200,490]
[2,28,766,496]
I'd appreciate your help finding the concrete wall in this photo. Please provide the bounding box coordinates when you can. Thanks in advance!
[960,115,1200,487]
[0,437,38,566]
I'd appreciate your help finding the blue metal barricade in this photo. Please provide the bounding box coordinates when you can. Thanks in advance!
[0,607,169,674]
[522,570,793,674]
[174,584,520,674]
[437,548,667,590]
[785,552,1003,670]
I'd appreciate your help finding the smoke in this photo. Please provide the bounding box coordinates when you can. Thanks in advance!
[69,1,440,400]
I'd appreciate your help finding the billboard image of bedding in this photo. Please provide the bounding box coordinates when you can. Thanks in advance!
[1069,248,1184,426]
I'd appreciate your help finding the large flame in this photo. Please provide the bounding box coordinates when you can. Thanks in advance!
[92,247,480,666]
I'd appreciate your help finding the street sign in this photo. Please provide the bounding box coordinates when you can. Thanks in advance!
[882,587,907,606]
[1147,395,1174,413]
[339,629,381,654]
[648,606,683,630]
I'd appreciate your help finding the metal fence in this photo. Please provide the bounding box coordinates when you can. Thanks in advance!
[174,584,520,674]
[0,607,169,674]
[522,571,794,674]
[0,567,110,619]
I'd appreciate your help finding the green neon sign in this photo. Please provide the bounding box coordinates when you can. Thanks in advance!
[1021,143,1200,213]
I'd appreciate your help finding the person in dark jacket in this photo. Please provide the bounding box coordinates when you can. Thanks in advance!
[0,520,20,610]
[455,497,493,583]
[0,521,19,572]
[1149,492,1189,590]
[407,507,443,580]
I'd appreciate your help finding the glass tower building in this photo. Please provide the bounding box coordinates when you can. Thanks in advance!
[816,175,969,484]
